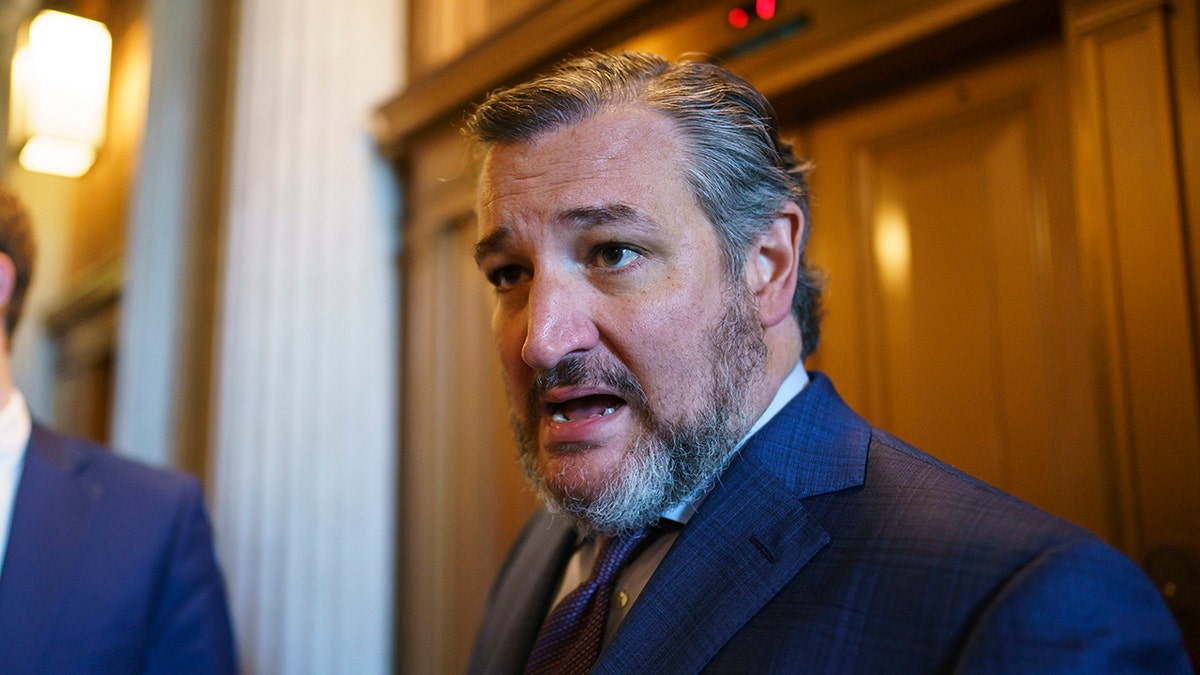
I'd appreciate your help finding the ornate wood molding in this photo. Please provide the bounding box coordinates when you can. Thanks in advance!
[373,0,1060,158]
[372,0,692,158]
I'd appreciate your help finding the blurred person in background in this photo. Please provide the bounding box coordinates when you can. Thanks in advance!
[0,185,237,674]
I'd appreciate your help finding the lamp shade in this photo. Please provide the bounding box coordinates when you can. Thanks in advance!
[8,10,112,178]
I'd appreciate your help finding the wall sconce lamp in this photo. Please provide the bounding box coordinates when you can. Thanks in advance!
[8,10,112,178]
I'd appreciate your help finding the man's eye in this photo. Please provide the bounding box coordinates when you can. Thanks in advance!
[487,266,528,290]
[594,245,640,269]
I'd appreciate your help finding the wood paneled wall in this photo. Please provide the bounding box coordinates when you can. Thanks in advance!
[1063,0,1200,650]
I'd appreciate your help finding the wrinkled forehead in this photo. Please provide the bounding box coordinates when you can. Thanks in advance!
[475,106,691,218]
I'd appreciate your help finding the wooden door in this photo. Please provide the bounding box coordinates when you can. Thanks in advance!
[802,40,1116,542]
[398,126,541,675]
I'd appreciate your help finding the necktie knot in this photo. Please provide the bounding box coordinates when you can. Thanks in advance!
[524,527,658,675]
[588,528,652,584]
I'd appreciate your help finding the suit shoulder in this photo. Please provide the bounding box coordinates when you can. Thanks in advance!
[955,537,1192,673]
[31,425,201,504]
[801,426,1100,572]
[872,428,1088,536]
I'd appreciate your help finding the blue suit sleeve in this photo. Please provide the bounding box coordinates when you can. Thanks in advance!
[141,479,238,675]
[954,538,1193,674]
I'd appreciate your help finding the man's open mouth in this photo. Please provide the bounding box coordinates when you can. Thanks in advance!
[547,394,626,423]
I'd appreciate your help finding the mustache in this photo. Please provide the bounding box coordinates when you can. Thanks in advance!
[525,354,651,418]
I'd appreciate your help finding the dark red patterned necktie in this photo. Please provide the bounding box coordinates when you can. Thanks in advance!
[524,528,655,675]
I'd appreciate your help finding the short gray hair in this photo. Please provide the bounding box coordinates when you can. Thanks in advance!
[467,51,823,357]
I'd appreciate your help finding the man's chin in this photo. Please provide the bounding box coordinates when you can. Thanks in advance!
[539,490,660,539]
[530,446,621,503]
[520,448,672,538]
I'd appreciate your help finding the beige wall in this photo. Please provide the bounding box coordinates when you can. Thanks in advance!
[66,0,147,284]
[2,0,149,438]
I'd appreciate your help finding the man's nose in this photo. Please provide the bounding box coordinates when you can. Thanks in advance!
[520,276,598,370]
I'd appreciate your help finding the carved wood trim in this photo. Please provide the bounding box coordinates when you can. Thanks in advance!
[741,0,1027,98]
[372,0,693,157]
[1066,0,1168,33]
[375,0,1061,158]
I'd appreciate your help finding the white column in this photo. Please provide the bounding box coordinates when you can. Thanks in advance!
[112,0,223,470]
[213,0,402,673]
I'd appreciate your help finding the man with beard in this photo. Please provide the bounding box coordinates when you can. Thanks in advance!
[465,52,1191,674]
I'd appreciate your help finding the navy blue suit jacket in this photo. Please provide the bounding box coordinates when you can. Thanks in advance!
[468,373,1192,673]
[0,425,237,674]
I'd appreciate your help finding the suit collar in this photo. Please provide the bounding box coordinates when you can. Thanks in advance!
[24,423,91,474]
[595,372,871,672]
[0,389,31,470]
[466,511,577,674]
[740,372,870,498]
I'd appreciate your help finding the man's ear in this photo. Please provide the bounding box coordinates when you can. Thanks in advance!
[744,201,804,329]
[0,254,15,317]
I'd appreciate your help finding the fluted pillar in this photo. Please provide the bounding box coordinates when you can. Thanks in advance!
[113,0,227,474]
[213,1,402,673]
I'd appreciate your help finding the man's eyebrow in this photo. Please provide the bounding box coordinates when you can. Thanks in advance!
[473,203,651,265]
[473,227,512,265]
[560,203,644,228]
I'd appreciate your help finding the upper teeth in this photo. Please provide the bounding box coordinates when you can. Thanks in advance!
[549,405,618,423]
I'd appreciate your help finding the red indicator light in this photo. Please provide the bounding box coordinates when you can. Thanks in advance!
[727,7,749,29]
[756,0,776,20]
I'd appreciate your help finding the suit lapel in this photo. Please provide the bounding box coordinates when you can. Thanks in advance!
[467,510,577,674]
[595,373,871,673]
[0,426,100,671]
[596,456,829,674]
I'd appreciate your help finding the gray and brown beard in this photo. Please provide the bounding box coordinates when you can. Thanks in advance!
[511,283,768,538]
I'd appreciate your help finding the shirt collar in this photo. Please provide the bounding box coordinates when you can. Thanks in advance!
[0,388,31,471]
[660,361,809,525]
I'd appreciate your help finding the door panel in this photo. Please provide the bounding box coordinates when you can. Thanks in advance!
[400,192,540,673]
[803,41,1114,542]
